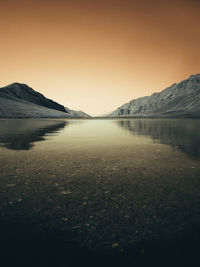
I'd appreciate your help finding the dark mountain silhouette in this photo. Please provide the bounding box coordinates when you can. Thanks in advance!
[0,83,69,118]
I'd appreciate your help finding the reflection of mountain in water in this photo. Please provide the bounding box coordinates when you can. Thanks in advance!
[116,119,200,158]
[0,119,67,150]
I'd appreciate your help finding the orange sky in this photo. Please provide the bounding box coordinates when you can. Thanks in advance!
[0,0,200,115]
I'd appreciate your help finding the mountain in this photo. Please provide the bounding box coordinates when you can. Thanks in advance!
[109,74,200,117]
[65,107,90,118]
[0,83,69,118]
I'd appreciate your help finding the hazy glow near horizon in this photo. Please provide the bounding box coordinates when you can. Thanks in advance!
[0,0,200,116]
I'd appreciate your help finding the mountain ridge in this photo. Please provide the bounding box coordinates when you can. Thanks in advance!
[0,83,69,118]
[0,83,90,118]
[109,73,200,117]
[1,74,200,118]
[65,107,91,118]
[0,83,67,113]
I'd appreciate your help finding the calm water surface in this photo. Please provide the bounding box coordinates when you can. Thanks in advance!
[0,118,200,266]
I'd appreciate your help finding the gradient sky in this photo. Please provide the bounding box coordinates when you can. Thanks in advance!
[0,0,200,115]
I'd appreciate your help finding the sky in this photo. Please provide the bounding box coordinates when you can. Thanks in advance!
[0,0,200,116]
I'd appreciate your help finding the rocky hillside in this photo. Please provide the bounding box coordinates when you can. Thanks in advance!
[0,83,69,118]
[65,107,90,118]
[110,74,200,117]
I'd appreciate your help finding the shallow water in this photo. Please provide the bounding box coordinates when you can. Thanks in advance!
[0,118,200,266]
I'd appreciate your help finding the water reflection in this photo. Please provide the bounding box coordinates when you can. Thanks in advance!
[116,118,200,158]
[1,118,200,157]
[0,119,66,150]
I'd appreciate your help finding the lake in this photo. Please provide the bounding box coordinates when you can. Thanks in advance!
[0,118,200,267]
